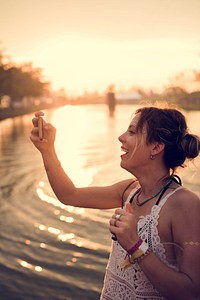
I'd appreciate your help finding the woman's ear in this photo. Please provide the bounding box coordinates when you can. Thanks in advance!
[151,142,165,156]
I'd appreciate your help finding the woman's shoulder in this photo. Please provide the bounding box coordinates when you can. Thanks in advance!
[169,186,200,216]
[118,178,138,204]
[169,187,200,245]
[173,186,199,203]
[117,177,138,189]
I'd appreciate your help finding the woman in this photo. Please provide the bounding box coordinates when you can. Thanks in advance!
[30,105,200,299]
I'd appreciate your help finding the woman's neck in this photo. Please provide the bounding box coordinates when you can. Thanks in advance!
[136,170,170,197]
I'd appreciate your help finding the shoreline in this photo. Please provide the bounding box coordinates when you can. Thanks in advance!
[1,101,199,122]
[0,103,66,122]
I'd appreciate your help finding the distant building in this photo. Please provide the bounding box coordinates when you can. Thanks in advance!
[116,92,142,103]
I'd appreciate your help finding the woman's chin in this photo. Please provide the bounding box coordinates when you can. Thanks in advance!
[120,160,128,171]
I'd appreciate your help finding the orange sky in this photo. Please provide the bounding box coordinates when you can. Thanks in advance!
[1,0,200,95]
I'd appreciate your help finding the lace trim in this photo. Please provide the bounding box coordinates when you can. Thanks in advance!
[101,269,163,300]
[138,186,183,265]
[101,186,183,300]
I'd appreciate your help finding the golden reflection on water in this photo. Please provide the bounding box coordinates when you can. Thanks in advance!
[48,227,61,235]
[35,180,110,249]
[36,186,86,215]
[35,222,75,242]
[49,105,98,186]
[59,215,74,223]
[17,259,43,273]
[40,242,46,248]
[58,233,75,242]
[73,252,84,258]
[34,217,106,251]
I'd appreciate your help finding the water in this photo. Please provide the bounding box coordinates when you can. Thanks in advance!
[0,104,200,300]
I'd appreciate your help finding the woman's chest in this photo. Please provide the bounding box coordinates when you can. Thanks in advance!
[135,204,176,262]
[134,202,172,239]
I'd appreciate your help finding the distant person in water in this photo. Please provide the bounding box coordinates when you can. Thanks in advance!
[106,84,116,116]
[30,104,200,300]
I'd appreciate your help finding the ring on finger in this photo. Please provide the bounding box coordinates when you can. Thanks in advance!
[115,213,122,221]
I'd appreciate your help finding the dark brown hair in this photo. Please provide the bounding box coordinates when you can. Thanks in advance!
[135,106,200,172]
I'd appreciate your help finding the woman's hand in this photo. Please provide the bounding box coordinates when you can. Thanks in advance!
[109,203,139,251]
[30,111,56,153]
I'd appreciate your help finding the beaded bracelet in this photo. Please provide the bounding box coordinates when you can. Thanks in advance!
[134,248,152,263]
[127,238,143,255]
[128,241,150,264]
[121,241,151,269]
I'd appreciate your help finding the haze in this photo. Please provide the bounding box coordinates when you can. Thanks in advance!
[1,0,200,95]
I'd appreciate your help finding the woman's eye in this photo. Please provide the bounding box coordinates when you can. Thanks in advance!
[128,130,135,135]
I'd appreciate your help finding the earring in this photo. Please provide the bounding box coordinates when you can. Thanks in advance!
[150,154,155,160]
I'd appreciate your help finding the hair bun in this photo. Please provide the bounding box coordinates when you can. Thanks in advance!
[181,133,200,159]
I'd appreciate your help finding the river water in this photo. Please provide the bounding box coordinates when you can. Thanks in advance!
[0,104,199,300]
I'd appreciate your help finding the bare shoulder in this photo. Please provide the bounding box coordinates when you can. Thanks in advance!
[120,177,138,199]
[115,177,138,197]
[169,187,200,241]
[170,187,200,213]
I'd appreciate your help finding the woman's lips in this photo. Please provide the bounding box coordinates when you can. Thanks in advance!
[120,147,129,157]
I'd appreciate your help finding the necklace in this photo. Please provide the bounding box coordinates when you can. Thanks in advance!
[130,176,174,206]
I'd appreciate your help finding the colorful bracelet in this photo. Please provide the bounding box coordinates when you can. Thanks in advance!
[127,238,143,255]
[134,248,152,263]
[128,241,150,264]
[121,240,151,269]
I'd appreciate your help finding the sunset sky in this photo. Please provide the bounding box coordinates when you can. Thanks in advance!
[1,0,200,95]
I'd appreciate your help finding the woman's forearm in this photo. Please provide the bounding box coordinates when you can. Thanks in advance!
[41,147,76,202]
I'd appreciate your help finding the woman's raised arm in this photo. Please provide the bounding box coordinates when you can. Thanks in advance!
[30,112,132,209]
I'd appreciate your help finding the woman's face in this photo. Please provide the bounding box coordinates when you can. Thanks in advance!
[118,113,151,173]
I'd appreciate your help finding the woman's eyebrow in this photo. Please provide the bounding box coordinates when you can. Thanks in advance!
[129,124,136,129]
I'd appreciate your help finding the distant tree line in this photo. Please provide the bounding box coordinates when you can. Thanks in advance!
[128,69,200,110]
[0,49,49,106]
[161,69,200,110]
[0,46,200,111]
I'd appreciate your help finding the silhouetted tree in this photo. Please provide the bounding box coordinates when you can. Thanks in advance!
[0,49,49,105]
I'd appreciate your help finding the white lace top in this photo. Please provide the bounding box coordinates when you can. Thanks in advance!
[100,185,183,300]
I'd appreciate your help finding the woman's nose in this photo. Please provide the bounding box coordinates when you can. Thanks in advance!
[118,132,125,142]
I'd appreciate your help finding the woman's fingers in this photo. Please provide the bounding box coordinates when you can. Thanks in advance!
[110,218,117,227]
[32,112,45,126]
[32,116,47,127]
[34,111,44,117]
[30,127,47,143]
